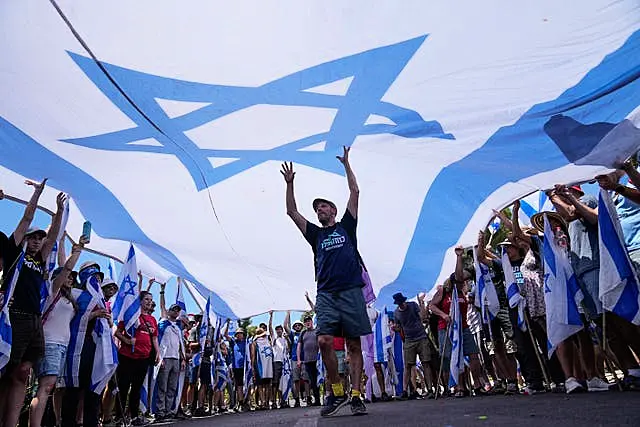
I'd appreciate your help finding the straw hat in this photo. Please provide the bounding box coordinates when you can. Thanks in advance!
[530,211,568,234]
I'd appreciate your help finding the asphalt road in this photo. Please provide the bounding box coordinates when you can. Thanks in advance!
[163,391,639,426]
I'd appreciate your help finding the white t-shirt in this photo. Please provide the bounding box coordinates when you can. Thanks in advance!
[161,319,182,359]
[272,335,288,362]
[43,296,76,345]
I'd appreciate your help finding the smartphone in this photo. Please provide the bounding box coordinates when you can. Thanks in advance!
[82,220,92,243]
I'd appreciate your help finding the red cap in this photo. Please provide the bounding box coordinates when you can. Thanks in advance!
[570,185,584,196]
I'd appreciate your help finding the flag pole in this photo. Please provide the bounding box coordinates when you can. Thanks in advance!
[522,311,551,389]
[434,320,452,400]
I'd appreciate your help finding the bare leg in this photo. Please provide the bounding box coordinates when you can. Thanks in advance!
[3,362,32,427]
[346,339,363,394]
[318,335,339,388]
[54,388,64,425]
[30,375,57,427]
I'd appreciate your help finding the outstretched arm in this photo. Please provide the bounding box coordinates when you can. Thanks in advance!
[337,146,359,219]
[41,192,67,260]
[14,178,48,245]
[52,236,87,296]
[281,162,309,234]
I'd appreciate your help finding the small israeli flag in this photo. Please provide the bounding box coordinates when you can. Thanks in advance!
[501,247,526,331]
[112,245,140,340]
[448,284,464,388]
[543,214,584,357]
[598,189,640,324]
[473,247,500,324]
[0,242,27,373]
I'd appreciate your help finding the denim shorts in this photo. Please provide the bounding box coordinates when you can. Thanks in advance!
[36,343,68,378]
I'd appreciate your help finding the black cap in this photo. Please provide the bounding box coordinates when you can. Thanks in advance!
[392,292,407,305]
[303,315,313,322]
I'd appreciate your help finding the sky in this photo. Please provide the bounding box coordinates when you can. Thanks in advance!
[0,182,601,324]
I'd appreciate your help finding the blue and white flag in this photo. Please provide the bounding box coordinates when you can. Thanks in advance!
[448,284,464,388]
[2,0,639,319]
[192,295,211,367]
[175,277,188,322]
[316,350,325,388]
[279,356,292,400]
[373,308,392,364]
[598,189,640,324]
[391,330,404,397]
[86,274,119,394]
[0,242,27,373]
[489,217,501,235]
[108,259,117,281]
[501,247,526,331]
[112,244,140,338]
[243,337,253,399]
[473,247,500,324]
[543,214,584,357]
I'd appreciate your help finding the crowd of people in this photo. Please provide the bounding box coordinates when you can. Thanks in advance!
[1,149,640,426]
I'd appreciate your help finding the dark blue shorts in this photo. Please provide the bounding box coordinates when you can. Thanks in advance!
[315,286,372,338]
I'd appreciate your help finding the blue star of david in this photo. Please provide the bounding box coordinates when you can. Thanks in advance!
[543,273,551,294]
[261,346,274,359]
[63,35,454,191]
[122,275,137,296]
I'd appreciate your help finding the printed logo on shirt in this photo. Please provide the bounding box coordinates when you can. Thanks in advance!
[321,231,346,251]
[24,255,44,275]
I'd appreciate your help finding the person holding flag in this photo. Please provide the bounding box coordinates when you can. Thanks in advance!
[114,290,160,426]
[280,145,370,417]
[60,261,115,427]
[0,179,66,427]
[154,282,186,421]
[29,236,87,427]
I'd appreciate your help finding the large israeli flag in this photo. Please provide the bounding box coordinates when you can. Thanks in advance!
[543,215,584,357]
[1,0,639,318]
[598,189,640,324]
[112,244,140,338]
[0,242,27,373]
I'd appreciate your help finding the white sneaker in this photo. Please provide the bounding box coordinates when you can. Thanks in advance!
[565,377,584,394]
[587,377,610,392]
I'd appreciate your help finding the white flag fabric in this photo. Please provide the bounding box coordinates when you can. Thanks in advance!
[543,215,584,357]
[1,1,639,317]
[598,189,640,324]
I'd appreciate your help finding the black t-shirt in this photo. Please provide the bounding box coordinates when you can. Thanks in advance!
[1,234,45,314]
[486,259,508,309]
[304,210,363,292]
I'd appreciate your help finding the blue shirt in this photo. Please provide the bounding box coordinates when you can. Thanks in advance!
[230,338,246,369]
[304,210,363,292]
[289,331,301,361]
[614,178,640,251]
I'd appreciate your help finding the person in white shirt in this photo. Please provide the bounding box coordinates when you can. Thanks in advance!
[29,237,87,427]
[154,282,186,420]
[269,311,289,408]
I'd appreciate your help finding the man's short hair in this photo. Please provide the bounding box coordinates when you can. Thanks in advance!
[275,325,283,330]
[140,290,151,301]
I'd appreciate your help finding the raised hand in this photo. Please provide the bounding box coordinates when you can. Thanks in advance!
[280,162,295,183]
[56,192,67,210]
[25,178,48,193]
[0,189,4,200]
[513,199,521,210]
[454,245,464,257]
[596,173,617,191]
[336,146,350,165]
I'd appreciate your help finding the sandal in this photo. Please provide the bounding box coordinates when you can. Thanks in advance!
[454,390,466,398]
